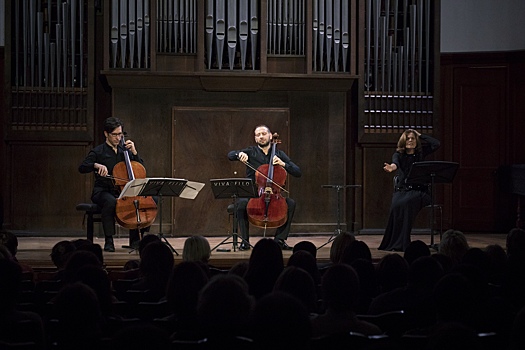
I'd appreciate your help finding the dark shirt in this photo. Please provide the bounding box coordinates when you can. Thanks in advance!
[392,134,440,187]
[78,142,144,196]
[227,145,302,182]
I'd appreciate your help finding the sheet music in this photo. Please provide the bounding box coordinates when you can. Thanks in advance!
[118,177,204,200]
[118,178,149,198]
[180,181,205,200]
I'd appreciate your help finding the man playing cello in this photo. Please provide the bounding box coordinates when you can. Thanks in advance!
[228,125,302,251]
[79,117,152,252]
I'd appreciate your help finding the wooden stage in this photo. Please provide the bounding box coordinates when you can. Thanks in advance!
[14,232,508,272]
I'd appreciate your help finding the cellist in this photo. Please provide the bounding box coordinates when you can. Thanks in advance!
[79,117,154,252]
[228,125,302,251]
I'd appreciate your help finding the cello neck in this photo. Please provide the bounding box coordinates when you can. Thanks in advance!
[120,135,136,181]
[266,142,277,185]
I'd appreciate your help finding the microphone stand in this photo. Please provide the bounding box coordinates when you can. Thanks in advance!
[317,184,361,250]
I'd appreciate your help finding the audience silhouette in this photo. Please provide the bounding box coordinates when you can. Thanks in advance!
[311,263,382,338]
[3,227,522,350]
[243,238,284,300]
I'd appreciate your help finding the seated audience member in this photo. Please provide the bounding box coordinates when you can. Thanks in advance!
[368,256,444,330]
[182,235,211,264]
[53,282,103,349]
[350,258,379,314]
[70,238,94,250]
[509,305,525,350]
[340,240,372,265]
[243,238,284,300]
[50,240,76,280]
[311,264,382,338]
[484,244,508,287]
[403,239,431,265]
[250,291,312,350]
[431,253,454,274]
[196,274,254,341]
[0,244,12,259]
[274,266,319,314]
[163,260,209,335]
[120,233,162,279]
[62,250,104,283]
[439,229,469,266]
[228,261,249,278]
[0,231,34,276]
[72,264,120,324]
[503,228,525,312]
[131,241,174,301]
[506,227,525,265]
[461,247,491,281]
[76,241,104,266]
[376,253,409,294]
[292,240,318,259]
[0,259,45,348]
[435,273,474,327]
[328,232,356,265]
[287,249,322,286]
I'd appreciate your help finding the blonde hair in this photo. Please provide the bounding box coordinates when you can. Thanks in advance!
[439,229,469,265]
[182,235,211,263]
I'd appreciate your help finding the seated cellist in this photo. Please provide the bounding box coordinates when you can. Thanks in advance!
[79,117,153,252]
[228,125,302,251]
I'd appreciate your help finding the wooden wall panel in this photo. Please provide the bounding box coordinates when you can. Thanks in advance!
[171,108,289,236]
[109,88,349,236]
[452,66,508,231]
[441,51,525,233]
[7,143,92,234]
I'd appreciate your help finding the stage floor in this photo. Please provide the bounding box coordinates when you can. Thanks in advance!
[14,232,508,271]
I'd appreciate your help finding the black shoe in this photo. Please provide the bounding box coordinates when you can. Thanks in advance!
[130,241,140,250]
[104,242,115,252]
[276,239,293,251]
[239,243,251,251]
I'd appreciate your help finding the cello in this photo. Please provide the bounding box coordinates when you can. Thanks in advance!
[246,133,288,229]
[113,134,158,229]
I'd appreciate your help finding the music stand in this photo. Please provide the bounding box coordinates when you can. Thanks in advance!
[317,185,362,250]
[497,164,525,228]
[406,161,459,250]
[209,178,257,252]
[120,178,195,255]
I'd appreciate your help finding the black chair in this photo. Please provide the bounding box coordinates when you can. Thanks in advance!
[76,203,102,242]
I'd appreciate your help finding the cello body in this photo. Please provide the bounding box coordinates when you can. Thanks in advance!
[246,134,288,228]
[113,137,158,230]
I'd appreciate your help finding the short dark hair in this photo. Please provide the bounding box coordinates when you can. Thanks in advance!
[103,117,123,133]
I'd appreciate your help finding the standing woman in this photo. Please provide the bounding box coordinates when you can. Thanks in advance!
[379,129,440,252]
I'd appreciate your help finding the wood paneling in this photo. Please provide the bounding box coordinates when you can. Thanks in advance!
[452,66,507,231]
[106,88,350,237]
[7,143,92,233]
[441,51,525,233]
[171,107,288,236]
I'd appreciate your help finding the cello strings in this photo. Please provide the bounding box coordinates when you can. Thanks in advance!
[242,160,289,194]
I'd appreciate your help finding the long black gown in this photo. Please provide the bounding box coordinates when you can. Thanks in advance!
[378,134,441,252]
